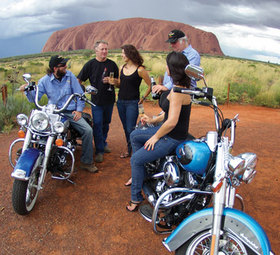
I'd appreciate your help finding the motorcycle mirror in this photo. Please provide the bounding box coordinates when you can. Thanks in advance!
[22,73,32,83]
[185,64,204,80]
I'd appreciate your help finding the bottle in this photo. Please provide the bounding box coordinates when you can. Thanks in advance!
[151,76,160,100]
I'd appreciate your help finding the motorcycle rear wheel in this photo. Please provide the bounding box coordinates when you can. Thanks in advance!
[176,230,253,255]
[12,166,40,215]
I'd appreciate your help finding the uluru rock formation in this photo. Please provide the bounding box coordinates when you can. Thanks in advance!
[42,18,223,56]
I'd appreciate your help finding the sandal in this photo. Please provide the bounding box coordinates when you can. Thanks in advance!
[126,201,141,212]
[124,177,132,187]
[120,152,130,158]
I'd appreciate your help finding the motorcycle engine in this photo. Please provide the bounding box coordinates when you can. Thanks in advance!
[163,156,180,187]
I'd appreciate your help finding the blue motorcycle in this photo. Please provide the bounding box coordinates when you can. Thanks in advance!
[9,74,96,215]
[151,65,274,254]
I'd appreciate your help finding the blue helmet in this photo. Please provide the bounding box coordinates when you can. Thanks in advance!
[176,140,211,175]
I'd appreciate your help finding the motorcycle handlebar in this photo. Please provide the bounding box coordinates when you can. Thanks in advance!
[52,93,95,113]
[173,86,205,97]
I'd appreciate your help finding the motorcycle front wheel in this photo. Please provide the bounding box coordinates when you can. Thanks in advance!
[12,166,40,215]
[176,230,253,255]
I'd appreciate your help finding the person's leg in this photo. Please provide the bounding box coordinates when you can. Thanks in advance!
[91,105,104,154]
[102,104,114,149]
[64,112,94,164]
[125,100,139,155]
[129,132,181,210]
[117,100,128,143]
[130,126,160,153]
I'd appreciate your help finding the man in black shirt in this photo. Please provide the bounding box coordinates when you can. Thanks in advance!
[78,40,119,163]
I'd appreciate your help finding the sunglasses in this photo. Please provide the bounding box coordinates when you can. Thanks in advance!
[56,63,66,68]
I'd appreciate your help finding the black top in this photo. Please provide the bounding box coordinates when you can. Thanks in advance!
[77,58,119,106]
[159,90,191,140]
[118,65,142,100]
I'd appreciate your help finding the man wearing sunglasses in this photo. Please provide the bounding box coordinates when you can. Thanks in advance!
[20,55,98,173]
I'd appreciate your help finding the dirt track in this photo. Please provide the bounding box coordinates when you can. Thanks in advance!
[0,102,279,255]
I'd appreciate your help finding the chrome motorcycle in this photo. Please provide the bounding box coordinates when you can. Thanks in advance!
[155,66,274,254]
[139,66,223,231]
[9,74,96,215]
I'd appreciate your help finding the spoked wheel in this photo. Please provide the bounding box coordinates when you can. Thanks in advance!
[12,166,40,215]
[176,230,250,255]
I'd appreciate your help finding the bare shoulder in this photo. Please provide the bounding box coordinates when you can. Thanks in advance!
[170,88,191,104]
[137,66,146,74]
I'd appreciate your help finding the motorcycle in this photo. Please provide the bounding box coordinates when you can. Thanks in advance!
[139,66,223,231]
[153,65,274,254]
[9,73,97,215]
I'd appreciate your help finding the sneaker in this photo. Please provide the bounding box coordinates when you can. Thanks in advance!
[80,162,98,173]
[104,146,111,153]
[95,153,104,163]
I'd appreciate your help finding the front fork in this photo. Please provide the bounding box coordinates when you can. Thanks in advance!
[210,178,226,254]
[209,141,227,254]
[37,135,55,190]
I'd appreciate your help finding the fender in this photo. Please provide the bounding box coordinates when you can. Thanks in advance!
[162,208,272,255]
[11,148,40,181]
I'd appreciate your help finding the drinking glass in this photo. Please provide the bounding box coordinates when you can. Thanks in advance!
[108,72,114,91]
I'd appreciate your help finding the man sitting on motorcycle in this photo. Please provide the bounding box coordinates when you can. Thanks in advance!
[19,55,98,173]
[126,51,192,212]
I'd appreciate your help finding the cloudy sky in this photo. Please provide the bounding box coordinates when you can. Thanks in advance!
[0,0,280,64]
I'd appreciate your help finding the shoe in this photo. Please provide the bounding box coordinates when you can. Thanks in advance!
[126,201,141,212]
[80,162,98,173]
[124,177,132,187]
[120,152,130,158]
[95,153,104,163]
[104,146,111,153]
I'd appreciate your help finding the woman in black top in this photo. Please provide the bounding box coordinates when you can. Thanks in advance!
[115,45,151,159]
[126,51,192,212]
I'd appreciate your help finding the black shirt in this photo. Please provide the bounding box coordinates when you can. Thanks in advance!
[77,58,119,106]
[118,66,142,100]
[159,90,191,140]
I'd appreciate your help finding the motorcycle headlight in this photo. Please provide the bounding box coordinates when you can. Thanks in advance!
[30,112,49,131]
[228,155,245,176]
[239,153,257,183]
[16,114,28,126]
[53,121,65,133]
[240,153,257,169]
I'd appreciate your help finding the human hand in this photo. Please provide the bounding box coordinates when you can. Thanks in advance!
[19,84,28,92]
[72,111,82,121]
[140,114,151,125]
[152,85,167,93]
[144,135,159,151]
[102,77,109,84]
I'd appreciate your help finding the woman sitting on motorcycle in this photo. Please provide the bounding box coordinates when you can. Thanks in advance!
[126,51,192,212]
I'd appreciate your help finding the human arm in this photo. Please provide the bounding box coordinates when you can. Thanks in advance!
[138,66,152,104]
[152,71,171,94]
[70,73,85,113]
[20,76,46,103]
[140,112,165,126]
[144,91,188,151]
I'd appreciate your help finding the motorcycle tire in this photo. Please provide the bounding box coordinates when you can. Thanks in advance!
[12,166,40,215]
[175,230,254,255]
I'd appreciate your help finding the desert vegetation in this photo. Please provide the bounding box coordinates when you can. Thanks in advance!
[0,50,279,132]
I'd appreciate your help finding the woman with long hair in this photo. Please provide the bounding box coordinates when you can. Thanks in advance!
[126,51,192,211]
[115,44,151,159]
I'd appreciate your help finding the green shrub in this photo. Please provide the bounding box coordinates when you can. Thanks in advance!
[0,94,33,132]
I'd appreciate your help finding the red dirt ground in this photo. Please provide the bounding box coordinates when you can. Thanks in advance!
[0,102,279,255]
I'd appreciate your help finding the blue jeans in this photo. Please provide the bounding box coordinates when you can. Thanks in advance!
[91,104,114,154]
[117,99,139,154]
[130,126,182,202]
[64,112,93,164]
